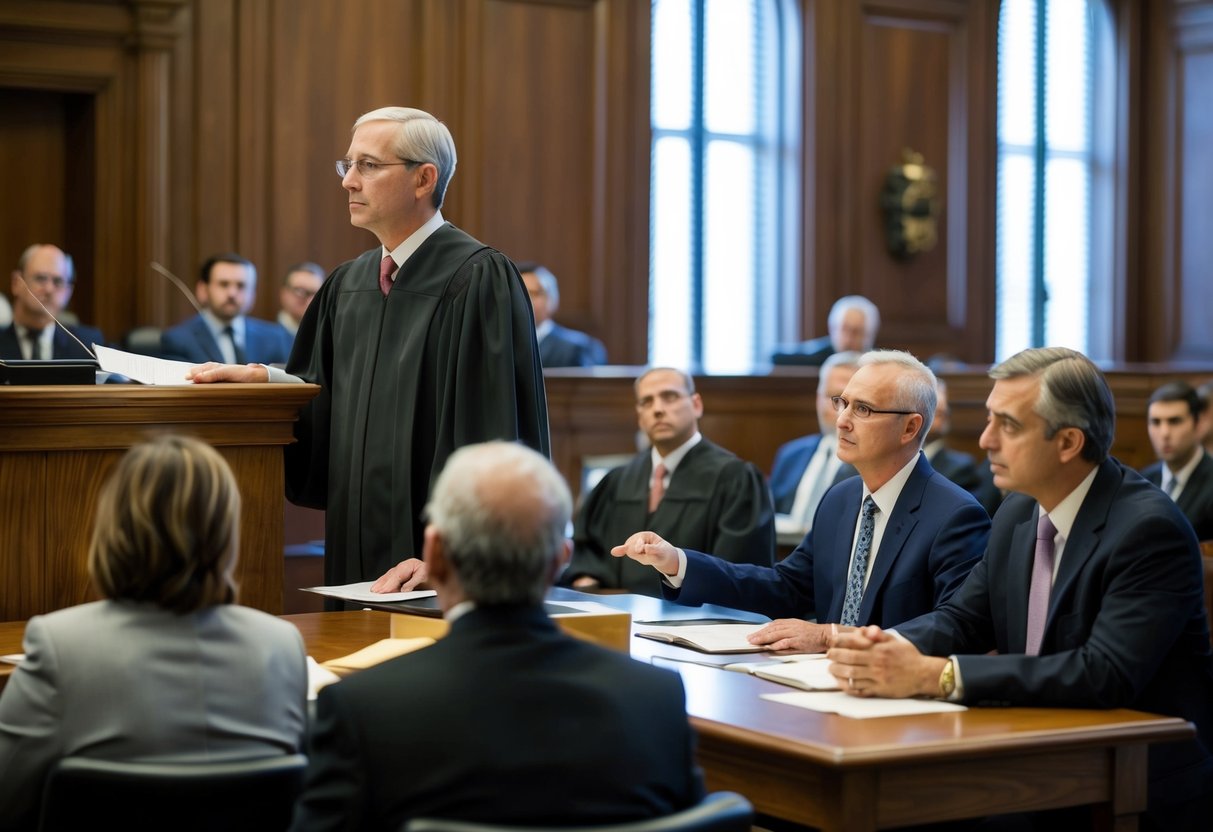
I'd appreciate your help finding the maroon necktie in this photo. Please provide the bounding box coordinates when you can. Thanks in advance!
[648,463,667,514]
[1024,513,1057,656]
[379,255,395,296]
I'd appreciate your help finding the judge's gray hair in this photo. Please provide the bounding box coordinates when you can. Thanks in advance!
[857,349,937,446]
[425,441,571,606]
[354,106,458,210]
[817,350,863,395]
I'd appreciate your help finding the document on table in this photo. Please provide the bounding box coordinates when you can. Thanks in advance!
[0,653,24,665]
[303,582,438,604]
[763,690,967,718]
[95,344,197,385]
[727,655,840,690]
[633,623,767,654]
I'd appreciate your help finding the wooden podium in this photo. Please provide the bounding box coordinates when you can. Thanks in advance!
[0,383,320,620]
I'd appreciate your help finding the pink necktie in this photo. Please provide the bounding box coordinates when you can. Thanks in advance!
[648,463,667,514]
[1025,513,1057,656]
[379,255,394,296]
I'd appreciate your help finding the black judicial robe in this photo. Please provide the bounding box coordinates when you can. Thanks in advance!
[285,224,550,584]
[568,440,775,596]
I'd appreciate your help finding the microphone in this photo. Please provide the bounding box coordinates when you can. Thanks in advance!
[13,274,97,360]
[150,261,204,314]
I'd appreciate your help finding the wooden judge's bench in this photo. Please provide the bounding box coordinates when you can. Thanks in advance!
[0,383,319,621]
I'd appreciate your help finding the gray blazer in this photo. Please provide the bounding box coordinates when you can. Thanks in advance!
[0,600,308,831]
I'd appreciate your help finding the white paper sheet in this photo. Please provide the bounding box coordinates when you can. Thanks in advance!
[762,690,967,718]
[301,582,437,604]
[95,344,198,385]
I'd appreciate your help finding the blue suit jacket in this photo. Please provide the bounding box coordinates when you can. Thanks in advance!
[0,323,104,360]
[668,452,990,626]
[1141,452,1213,541]
[539,323,607,367]
[896,458,1213,815]
[160,314,292,365]
[769,433,856,515]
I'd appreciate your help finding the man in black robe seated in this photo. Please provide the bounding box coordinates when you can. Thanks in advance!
[189,106,548,588]
[1,244,103,361]
[771,294,879,367]
[562,367,776,597]
[289,442,703,830]
[516,260,607,367]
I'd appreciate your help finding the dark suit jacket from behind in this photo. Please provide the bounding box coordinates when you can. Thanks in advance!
[568,439,776,596]
[290,606,703,832]
[670,453,990,626]
[928,445,1003,517]
[0,322,103,360]
[769,433,858,515]
[539,323,607,367]
[160,314,293,365]
[1141,452,1213,541]
[896,458,1213,813]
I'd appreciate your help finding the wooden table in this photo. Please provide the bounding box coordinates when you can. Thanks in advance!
[1,611,1193,830]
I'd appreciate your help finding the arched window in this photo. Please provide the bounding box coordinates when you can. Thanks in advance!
[649,0,801,373]
[996,0,1115,360]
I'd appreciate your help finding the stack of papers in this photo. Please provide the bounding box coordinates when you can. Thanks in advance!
[320,637,436,675]
[633,623,767,654]
[763,691,967,718]
[727,655,839,690]
[303,582,437,604]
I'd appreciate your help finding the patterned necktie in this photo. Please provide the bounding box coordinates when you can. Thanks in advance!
[223,325,246,364]
[840,496,878,626]
[648,463,667,514]
[379,255,395,296]
[1025,513,1057,656]
[1165,477,1179,499]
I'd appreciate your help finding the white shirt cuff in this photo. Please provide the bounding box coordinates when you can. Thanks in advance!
[660,548,689,588]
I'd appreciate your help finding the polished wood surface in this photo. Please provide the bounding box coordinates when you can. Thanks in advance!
[0,608,1191,830]
[0,384,319,619]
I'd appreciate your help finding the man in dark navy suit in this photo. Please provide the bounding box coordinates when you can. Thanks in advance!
[160,253,292,365]
[0,244,103,360]
[615,350,989,652]
[1141,380,1213,540]
[517,261,606,367]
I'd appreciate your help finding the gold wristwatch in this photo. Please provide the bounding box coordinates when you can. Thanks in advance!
[938,658,956,699]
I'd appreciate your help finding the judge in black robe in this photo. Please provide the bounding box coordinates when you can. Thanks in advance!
[286,227,550,585]
[568,439,775,596]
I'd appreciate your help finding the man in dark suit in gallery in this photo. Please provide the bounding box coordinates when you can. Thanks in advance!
[564,367,776,597]
[923,378,1002,517]
[517,260,607,367]
[769,350,862,536]
[1140,380,1213,541]
[160,253,293,365]
[614,350,990,652]
[828,347,1213,828]
[771,294,879,367]
[290,441,703,831]
[0,244,103,360]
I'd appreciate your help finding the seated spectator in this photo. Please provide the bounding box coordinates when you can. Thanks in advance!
[924,378,1002,517]
[278,261,326,338]
[772,295,878,367]
[291,441,703,829]
[517,260,607,367]
[1198,379,1213,456]
[0,435,308,830]
[0,244,103,360]
[161,253,293,365]
[563,367,775,596]
[1140,381,1213,540]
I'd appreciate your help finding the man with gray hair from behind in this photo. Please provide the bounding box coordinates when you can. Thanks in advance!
[291,441,704,831]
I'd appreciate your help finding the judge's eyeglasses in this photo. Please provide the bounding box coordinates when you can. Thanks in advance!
[335,158,421,178]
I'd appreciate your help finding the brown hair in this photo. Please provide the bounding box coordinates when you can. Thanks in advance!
[89,435,240,613]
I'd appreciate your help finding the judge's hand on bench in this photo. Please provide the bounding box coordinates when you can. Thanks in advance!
[371,558,428,593]
[186,363,270,383]
[611,531,680,577]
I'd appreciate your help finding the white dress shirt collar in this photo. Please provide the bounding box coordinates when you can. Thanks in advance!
[382,210,446,280]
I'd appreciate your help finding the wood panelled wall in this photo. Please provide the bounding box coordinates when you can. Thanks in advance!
[0,0,1209,362]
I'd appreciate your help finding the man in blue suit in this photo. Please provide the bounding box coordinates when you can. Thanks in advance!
[614,350,990,652]
[161,253,292,365]
[829,348,1213,828]
[517,261,606,367]
[769,350,862,537]
[0,244,103,360]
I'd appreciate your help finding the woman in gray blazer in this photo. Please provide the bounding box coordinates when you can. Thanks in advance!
[0,435,308,830]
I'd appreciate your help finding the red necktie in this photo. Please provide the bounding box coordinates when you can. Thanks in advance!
[648,463,667,514]
[379,255,395,296]
[1025,513,1057,656]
